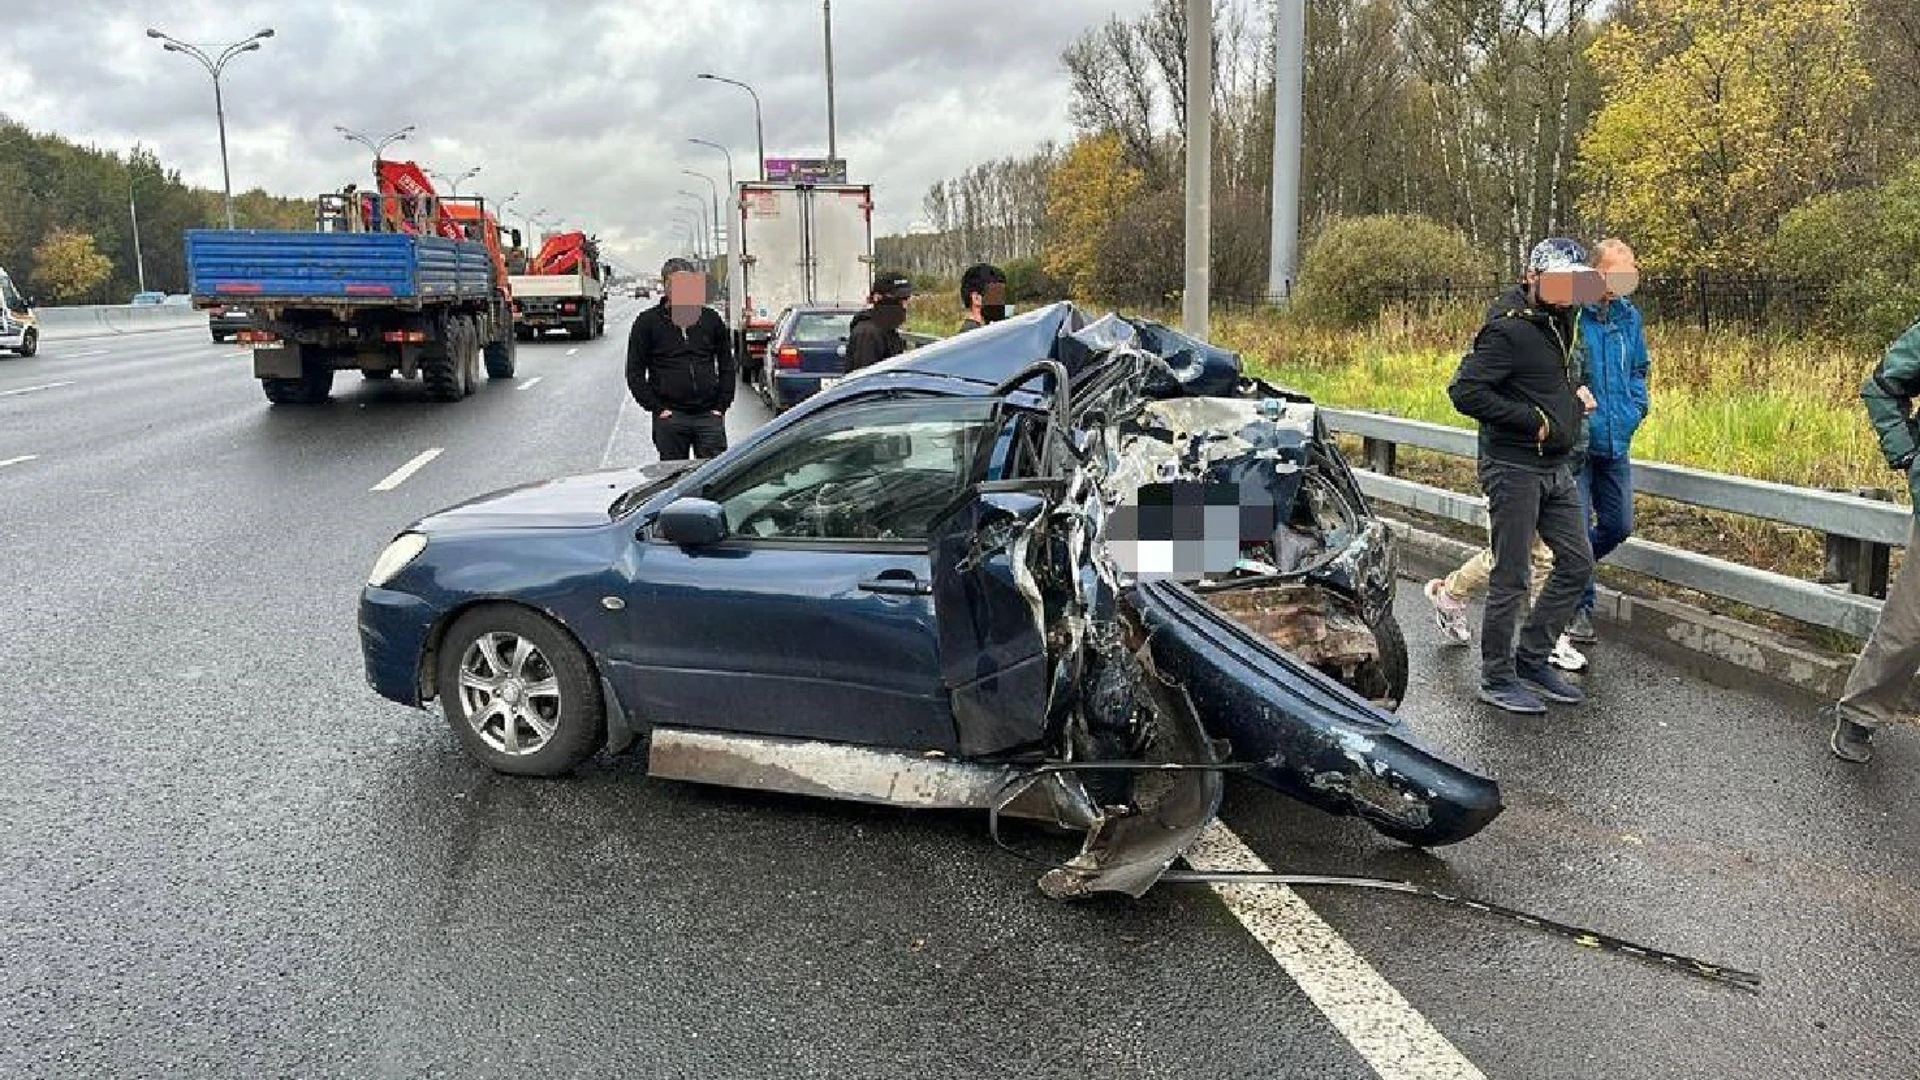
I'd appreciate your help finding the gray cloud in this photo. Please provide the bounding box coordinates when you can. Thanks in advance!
[0,0,1155,272]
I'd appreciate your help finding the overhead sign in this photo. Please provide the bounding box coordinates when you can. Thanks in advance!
[764,157,848,184]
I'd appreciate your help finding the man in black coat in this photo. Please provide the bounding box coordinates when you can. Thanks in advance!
[1446,238,1600,715]
[626,257,736,460]
[844,271,914,372]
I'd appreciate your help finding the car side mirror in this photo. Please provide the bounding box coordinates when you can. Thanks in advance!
[656,497,728,546]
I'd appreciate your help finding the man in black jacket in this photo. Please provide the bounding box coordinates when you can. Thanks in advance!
[956,262,1008,334]
[844,271,914,371]
[1447,238,1600,715]
[626,257,736,460]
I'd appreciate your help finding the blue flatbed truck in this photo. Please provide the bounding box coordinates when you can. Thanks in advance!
[185,194,519,405]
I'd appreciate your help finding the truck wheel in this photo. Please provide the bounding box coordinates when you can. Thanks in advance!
[484,326,516,379]
[459,319,482,397]
[261,350,334,405]
[420,326,463,403]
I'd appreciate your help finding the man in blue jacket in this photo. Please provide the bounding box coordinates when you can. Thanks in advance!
[1566,239,1651,643]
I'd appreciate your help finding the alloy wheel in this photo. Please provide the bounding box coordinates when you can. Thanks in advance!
[455,631,563,755]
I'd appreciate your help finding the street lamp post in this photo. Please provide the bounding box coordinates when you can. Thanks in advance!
[335,124,414,181]
[148,26,274,230]
[823,1,837,164]
[695,73,765,181]
[687,138,735,202]
[675,191,710,264]
[673,210,706,262]
[129,178,147,293]
[429,166,482,196]
[682,169,721,256]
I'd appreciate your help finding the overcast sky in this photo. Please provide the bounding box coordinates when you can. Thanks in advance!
[0,0,1161,273]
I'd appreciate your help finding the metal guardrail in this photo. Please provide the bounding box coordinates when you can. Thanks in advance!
[1322,408,1909,640]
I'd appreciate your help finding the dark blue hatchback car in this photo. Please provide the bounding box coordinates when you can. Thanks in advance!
[359,302,1500,897]
[758,303,867,411]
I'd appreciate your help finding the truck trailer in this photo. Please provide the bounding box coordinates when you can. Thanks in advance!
[729,181,874,372]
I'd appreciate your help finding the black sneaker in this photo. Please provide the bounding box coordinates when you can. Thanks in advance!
[1826,706,1874,764]
[1479,679,1548,715]
[1566,607,1597,644]
[1516,659,1585,704]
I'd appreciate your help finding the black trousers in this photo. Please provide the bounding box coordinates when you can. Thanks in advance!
[1478,457,1594,684]
[652,412,728,461]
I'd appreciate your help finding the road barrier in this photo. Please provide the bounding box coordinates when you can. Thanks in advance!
[32,304,208,340]
[1322,408,1907,639]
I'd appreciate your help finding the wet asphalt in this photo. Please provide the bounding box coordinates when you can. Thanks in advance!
[1,306,1915,1078]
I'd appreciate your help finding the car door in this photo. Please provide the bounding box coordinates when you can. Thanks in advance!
[620,396,1003,753]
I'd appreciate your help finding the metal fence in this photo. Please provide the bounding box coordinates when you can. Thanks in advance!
[1322,408,1907,640]
[1374,273,1834,333]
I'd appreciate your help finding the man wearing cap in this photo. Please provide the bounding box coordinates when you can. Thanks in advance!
[844,271,914,372]
[1446,238,1600,715]
[626,257,736,460]
[956,263,1009,334]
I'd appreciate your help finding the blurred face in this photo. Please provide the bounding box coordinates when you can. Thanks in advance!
[1597,245,1640,302]
[668,271,704,328]
[1530,266,1605,309]
[974,281,1009,322]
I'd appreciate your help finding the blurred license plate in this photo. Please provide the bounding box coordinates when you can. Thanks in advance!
[818,376,841,389]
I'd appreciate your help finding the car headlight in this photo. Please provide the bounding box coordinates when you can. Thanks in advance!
[368,533,428,587]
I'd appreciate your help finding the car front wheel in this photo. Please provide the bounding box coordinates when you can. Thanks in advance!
[436,605,605,776]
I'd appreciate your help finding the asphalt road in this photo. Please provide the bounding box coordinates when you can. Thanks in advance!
[3,306,1916,1079]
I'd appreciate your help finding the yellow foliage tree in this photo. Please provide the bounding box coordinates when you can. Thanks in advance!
[1575,0,1870,270]
[31,228,114,303]
[1043,133,1145,300]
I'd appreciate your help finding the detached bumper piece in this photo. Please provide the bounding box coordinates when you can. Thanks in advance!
[1132,579,1502,846]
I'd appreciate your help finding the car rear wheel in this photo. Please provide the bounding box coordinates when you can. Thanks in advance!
[17,328,36,358]
[437,605,605,777]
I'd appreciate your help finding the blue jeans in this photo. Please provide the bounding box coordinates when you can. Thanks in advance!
[1577,453,1634,611]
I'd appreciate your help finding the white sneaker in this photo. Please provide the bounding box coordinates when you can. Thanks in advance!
[1549,633,1588,672]
[1424,579,1473,645]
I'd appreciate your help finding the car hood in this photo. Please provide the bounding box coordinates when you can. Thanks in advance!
[417,460,697,534]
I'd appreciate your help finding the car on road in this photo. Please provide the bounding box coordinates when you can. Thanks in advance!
[0,265,35,357]
[358,302,1498,898]
[130,291,167,305]
[757,302,866,411]
[207,303,252,343]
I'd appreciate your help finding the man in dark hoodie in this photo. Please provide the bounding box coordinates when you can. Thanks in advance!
[1447,238,1600,715]
[844,271,914,372]
[626,257,736,460]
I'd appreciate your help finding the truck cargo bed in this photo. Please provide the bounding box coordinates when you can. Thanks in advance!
[186,230,495,305]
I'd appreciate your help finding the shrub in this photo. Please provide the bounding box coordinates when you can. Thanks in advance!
[1293,214,1493,327]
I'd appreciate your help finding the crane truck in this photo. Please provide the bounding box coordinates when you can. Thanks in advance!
[185,160,519,405]
[508,231,606,341]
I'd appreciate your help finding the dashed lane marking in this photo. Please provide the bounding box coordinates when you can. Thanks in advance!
[0,381,75,398]
[0,455,39,470]
[1188,822,1488,1080]
[566,347,580,356]
[518,377,544,390]
[370,448,444,492]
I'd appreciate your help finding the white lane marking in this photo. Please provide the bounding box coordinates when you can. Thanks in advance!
[66,349,111,358]
[566,347,580,356]
[600,395,641,469]
[370,448,444,492]
[0,454,38,470]
[227,351,249,359]
[518,377,544,391]
[1188,823,1487,1080]
[0,381,75,398]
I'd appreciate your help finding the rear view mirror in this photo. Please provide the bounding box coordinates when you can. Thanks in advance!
[656,497,728,546]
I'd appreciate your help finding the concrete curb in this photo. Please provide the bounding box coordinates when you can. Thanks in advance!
[34,305,208,341]
[1388,515,1847,705]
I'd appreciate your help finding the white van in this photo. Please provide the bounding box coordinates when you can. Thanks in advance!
[0,266,36,357]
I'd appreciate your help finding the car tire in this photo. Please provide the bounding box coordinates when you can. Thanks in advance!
[1357,611,1409,710]
[436,604,606,777]
[484,326,517,379]
[17,328,36,358]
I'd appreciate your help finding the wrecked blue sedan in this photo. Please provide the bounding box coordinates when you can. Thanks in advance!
[359,302,1501,897]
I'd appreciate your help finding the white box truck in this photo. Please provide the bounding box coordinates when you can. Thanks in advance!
[730,181,874,372]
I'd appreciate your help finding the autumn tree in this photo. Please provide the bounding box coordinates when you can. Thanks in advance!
[1575,0,1871,270]
[1043,134,1145,300]
[31,228,113,302]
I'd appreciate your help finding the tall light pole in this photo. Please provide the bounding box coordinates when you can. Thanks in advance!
[1268,0,1305,303]
[335,124,414,180]
[429,165,482,195]
[695,73,765,181]
[688,138,735,202]
[673,213,704,261]
[148,26,275,229]
[1182,0,1212,338]
[675,193,710,262]
[128,174,148,293]
[823,1,837,164]
[682,169,721,253]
